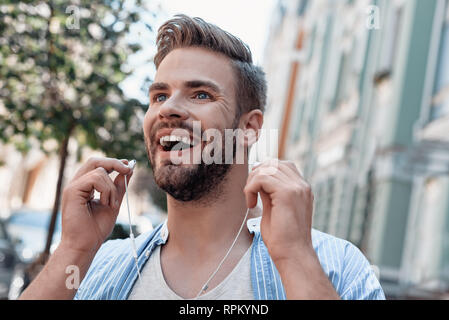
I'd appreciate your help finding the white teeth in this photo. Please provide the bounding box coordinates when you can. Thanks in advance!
[159,135,193,147]
[181,137,190,145]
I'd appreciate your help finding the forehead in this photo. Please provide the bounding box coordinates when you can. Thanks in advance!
[154,47,236,93]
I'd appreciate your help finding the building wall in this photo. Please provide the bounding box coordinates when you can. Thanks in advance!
[263,0,449,298]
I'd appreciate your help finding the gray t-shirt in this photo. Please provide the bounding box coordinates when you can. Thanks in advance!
[128,244,254,300]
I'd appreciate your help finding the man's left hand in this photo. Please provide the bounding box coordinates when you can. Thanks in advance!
[244,159,315,265]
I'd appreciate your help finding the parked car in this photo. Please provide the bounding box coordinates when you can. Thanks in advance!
[0,219,18,299]
[6,210,62,264]
[106,220,139,241]
[4,209,62,299]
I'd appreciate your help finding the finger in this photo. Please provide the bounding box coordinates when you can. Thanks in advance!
[114,158,134,198]
[73,157,131,181]
[278,161,303,179]
[76,173,112,207]
[245,189,258,209]
[114,169,133,206]
[247,162,289,187]
[278,162,312,192]
[99,186,110,207]
[92,168,113,207]
[253,163,312,200]
[244,174,279,208]
[252,159,299,176]
[96,168,119,210]
[259,190,272,225]
[82,167,118,209]
[250,161,305,194]
[259,190,272,212]
[250,159,283,177]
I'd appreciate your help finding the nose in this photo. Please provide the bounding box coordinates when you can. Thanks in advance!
[158,94,189,120]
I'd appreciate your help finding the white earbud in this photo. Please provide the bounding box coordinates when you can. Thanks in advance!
[128,159,136,170]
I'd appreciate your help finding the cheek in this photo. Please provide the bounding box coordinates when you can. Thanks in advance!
[216,101,237,127]
[192,104,233,130]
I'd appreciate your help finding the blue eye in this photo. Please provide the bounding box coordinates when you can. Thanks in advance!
[196,92,210,99]
[156,94,167,102]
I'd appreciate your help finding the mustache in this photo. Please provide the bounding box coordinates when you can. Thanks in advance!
[146,120,202,169]
[149,120,198,143]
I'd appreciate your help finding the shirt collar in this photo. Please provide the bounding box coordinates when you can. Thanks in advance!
[156,215,261,244]
[160,219,169,242]
[247,217,261,234]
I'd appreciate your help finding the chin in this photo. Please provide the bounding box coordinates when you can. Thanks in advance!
[154,166,199,201]
[153,161,231,203]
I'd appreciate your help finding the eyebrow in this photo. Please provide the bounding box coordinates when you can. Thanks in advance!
[149,82,169,94]
[184,80,221,94]
[148,80,222,95]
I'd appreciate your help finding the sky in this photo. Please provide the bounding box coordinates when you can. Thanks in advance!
[120,0,277,103]
[159,0,277,65]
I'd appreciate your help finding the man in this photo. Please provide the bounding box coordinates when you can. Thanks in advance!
[20,15,385,300]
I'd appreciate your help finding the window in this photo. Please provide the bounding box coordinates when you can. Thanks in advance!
[306,25,317,64]
[331,52,350,109]
[313,177,335,233]
[297,0,309,16]
[292,100,305,142]
[431,1,449,120]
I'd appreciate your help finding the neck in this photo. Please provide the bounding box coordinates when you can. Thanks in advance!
[165,164,255,255]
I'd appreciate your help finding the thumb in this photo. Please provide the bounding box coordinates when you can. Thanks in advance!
[114,170,133,205]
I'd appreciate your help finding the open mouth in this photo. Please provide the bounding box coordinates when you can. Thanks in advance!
[159,135,197,152]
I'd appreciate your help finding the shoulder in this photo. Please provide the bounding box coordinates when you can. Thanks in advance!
[89,229,155,268]
[250,217,384,299]
[311,228,357,262]
[74,229,156,300]
[91,224,161,266]
[310,228,385,300]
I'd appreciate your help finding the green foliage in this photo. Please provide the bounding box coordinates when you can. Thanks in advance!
[0,0,167,210]
[0,0,151,162]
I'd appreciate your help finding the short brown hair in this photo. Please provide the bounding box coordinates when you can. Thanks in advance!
[154,14,267,117]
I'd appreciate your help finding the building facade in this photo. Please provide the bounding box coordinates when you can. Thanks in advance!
[263,0,449,298]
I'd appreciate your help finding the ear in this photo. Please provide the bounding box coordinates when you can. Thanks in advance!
[240,109,263,148]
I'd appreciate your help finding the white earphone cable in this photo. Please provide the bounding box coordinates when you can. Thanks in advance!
[195,207,250,298]
[124,161,141,279]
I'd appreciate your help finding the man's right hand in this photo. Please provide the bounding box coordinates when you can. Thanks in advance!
[60,157,133,254]
[19,157,134,300]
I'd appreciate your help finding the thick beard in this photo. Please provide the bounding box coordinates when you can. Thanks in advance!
[153,160,230,204]
[146,117,240,204]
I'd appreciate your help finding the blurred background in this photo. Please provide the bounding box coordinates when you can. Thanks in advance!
[0,0,448,300]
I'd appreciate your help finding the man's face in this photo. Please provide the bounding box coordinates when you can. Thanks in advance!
[143,47,239,202]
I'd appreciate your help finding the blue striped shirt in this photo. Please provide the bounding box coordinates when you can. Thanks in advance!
[74,217,385,300]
